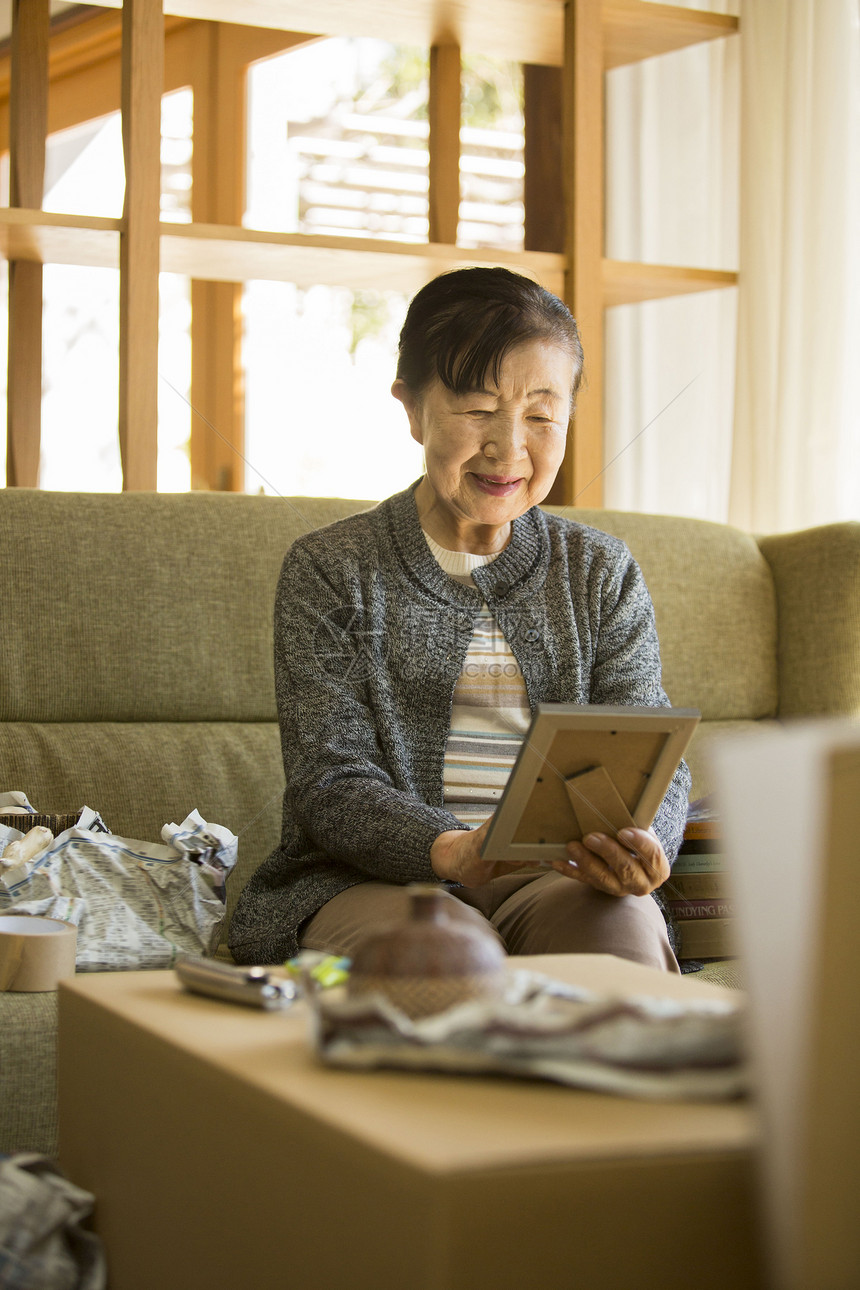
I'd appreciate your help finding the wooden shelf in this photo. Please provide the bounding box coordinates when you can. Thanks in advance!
[0,214,740,310]
[0,208,120,267]
[86,0,565,65]
[160,223,566,294]
[84,0,738,69]
[603,259,738,307]
[603,1,738,71]
[0,209,565,295]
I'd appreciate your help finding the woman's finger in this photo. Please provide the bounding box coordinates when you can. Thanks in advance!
[567,831,666,896]
[615,828,670,889]
[564,839,627,896]
[585,834,646,890]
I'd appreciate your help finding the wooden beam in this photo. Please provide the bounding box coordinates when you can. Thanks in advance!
[523,63,563,254]
[428,43,460,246]
[72,0,566,67]
[189,278,243,490]
[18,0,738,71]
[188,24,244,492]
[0,210,566,298]
[6,260,44,486]
[6,0,49,489]
[0,11,191,103]
[0,209,121,264]
[8,14,47,208]
[0,17,221,153]
[119,0,163,491]
[552,0,604,508]
[161,224,566,296]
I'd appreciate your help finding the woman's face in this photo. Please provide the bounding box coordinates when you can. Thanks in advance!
[393,338,576,552]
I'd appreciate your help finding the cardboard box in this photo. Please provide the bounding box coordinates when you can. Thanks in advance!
[58,955,766,1290]
[713,724,860,1289]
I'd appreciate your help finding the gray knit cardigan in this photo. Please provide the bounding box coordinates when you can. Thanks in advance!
[228,482,691,965]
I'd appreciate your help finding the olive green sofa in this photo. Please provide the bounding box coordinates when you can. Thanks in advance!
[1,487,859,1156]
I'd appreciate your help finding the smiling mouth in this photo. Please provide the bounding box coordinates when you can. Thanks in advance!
[470,473,523,496]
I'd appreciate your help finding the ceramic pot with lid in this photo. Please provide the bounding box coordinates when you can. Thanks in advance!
[347,884,507,1019]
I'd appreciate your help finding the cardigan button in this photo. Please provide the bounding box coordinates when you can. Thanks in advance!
[494,580,509,597]
[525,627,540,643]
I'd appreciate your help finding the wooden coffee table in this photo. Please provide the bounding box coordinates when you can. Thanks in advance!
[58,955,765,1290]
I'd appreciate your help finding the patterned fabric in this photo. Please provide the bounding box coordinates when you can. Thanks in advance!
[441,618,531,827]
[422,532,531,828]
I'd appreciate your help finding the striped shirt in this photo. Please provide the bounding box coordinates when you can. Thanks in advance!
[423,531,531,827]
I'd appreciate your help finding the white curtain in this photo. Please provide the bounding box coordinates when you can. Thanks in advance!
[730,0,860,532]
[603,0,740,522]
[603,0,860,533]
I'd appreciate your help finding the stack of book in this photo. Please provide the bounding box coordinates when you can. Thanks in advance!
[666,803,737,961]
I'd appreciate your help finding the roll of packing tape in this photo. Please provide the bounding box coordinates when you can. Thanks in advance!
[0,915,77,991]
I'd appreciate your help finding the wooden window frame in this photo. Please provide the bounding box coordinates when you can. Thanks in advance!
[0,8,307,491]
[0,1,738,501]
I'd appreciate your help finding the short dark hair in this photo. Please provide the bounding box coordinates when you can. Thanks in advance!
[395,267,584,404]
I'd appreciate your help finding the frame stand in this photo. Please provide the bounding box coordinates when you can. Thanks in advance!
[564,765,637,839]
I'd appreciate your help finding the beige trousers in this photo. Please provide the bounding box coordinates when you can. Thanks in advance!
[300,870,680,973]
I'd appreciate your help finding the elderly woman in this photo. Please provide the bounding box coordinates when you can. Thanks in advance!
[230,267,690,972]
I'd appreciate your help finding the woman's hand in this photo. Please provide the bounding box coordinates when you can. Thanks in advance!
[431,822,669,895]
[430,820,545,887]
[552,827,669,897]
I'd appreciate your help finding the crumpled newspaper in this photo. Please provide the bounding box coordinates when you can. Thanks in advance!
[0,795,237,970]
[0,1153,106,1290]
[309,969,747,1100]
[0,790,41,817]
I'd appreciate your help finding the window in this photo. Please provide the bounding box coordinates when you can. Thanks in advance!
[243,39,526,498]
[1,87,193,490]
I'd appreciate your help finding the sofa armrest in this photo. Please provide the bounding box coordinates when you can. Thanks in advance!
[757,522,860,717]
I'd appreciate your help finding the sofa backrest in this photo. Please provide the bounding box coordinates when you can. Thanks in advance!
[560,507,779,722]
[4,493,779,729]
[1,490,368,725]
[4,489,856,915]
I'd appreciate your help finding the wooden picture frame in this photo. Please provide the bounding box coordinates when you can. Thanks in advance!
[481,703,699,864]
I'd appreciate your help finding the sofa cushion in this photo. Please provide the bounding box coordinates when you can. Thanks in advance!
[565,509,779,721]
[0,491,371,724]
[758,522,860,716]
[0,993,59,1157]
[685,718,777,799]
